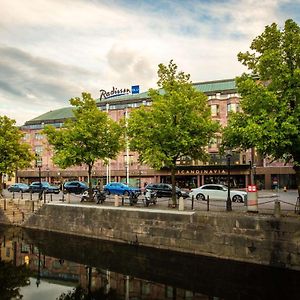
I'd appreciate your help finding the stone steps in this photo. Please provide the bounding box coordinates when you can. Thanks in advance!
[0,198,44,225]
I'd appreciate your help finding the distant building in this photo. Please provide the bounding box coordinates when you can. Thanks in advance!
[18,79,296,190]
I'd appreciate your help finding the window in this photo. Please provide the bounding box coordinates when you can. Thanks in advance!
[35,146,43,154]
[227,103,239,114]
[23,133,30,140]
[208,137,221,149]
[35,133,44,140]
[210,104,219,116]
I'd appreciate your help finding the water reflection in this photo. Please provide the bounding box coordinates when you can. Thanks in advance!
[1,225,300,299]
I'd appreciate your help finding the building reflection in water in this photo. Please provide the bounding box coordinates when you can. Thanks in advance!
[2,226,300,299]
[0,228,211,300]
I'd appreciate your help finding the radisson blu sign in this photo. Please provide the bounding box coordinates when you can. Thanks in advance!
[99,85,140,100]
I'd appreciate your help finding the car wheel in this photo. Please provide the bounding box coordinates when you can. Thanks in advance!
[196,193,205,201]
[232,195,243,203]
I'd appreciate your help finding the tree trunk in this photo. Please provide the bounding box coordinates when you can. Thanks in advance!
[171,166,177,206]
[294,166,300,198]
[0,172,3,198]
[87,164,93,200]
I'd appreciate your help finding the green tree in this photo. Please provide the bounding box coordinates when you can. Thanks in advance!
[44,92,123,196]
[222,19,300,196]
[0,260,32,300]
[0,115,33,196]
[128,60,219,204]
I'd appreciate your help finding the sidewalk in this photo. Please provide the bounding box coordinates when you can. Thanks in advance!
[258,190,277,198]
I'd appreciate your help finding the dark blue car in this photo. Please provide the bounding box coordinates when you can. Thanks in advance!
[104,182,141,196]
[63,181,88,194]
[8,183,30,193]
[29,181,60,194]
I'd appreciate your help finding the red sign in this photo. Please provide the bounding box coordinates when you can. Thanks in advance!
[247,185,257,192]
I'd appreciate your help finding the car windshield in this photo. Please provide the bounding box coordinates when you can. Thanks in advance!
[42,182,51,187]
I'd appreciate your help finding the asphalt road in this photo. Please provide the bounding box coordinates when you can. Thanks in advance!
[2,189,299,215]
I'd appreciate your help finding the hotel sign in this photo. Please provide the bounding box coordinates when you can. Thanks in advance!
[176,169,227,175]
[99,85,140,100]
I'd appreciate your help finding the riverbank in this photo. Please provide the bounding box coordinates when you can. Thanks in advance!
[13,202,300,271]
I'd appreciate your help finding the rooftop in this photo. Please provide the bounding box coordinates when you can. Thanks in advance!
[24,78,237,126]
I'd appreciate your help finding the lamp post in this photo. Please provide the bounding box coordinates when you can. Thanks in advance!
[46,166,50,182]
[35,154,43,200]
[226,153,232,211]
[253,164,256,186]
[36,248,41,287]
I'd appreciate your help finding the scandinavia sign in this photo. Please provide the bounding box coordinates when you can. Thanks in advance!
[99,85,139,100]
[176,169,227,175]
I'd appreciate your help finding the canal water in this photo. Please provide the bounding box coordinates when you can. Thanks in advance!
[1,225,300,300]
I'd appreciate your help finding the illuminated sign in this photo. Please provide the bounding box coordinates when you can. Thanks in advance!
[176,169,227,175]
[99,85,140,100]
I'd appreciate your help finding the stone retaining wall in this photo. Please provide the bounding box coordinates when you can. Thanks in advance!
[22,203,300,270]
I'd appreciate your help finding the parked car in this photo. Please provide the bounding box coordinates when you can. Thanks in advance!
[29,181,60,194]
[189,184,247,203]
[63,181,88,194]
[104,182,141,196]
[144,183,189,199]
[8,183,30,193]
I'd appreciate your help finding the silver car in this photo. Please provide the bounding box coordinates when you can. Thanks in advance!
[189,184,247,203]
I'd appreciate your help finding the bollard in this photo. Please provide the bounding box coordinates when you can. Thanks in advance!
[50,194,53,202]
[207,195,210,211]
[274,198,281,217]
[30,191,32,201]
[22,212,25,222]
[12,192,15,199]
[191,195,194,210]
[68,193,71,204]
[21,192,23,200]
[178,197,184,211]
[32,201,35,212]
[247,185,258,213]
[114,195,119,207]
[121,196,124,206]
[283,186,287,192]
[4,199,6,211]
[43,192,46,204]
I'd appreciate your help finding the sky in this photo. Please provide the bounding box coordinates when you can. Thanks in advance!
[1,0,300,125]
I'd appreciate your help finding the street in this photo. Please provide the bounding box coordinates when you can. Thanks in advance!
[2,189,299,216]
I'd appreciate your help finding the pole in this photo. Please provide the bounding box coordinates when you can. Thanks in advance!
[106,103,111,184]
[226,153,232,211]
[38,166,42,200]
[125,108,129,185]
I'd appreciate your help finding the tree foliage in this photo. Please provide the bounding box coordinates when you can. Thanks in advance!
[44,93,123,193]
[0,260,32,300]
[222,19,300,194]
[128,60,219,203]
[0,115,33,194]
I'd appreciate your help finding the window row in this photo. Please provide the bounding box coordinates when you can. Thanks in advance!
[210,103,240,116]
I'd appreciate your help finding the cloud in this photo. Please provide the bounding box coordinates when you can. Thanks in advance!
[0,45,100,124]
[106,45,156,85]
[0,0,299,125]
[0,45,98,104]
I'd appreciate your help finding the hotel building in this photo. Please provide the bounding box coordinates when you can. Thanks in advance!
[18,79,296,190]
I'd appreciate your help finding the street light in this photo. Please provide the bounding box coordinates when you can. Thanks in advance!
[226,153,232,211]
[36,248,41,287]
[35,154,43,200]
[46,166,50,182]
